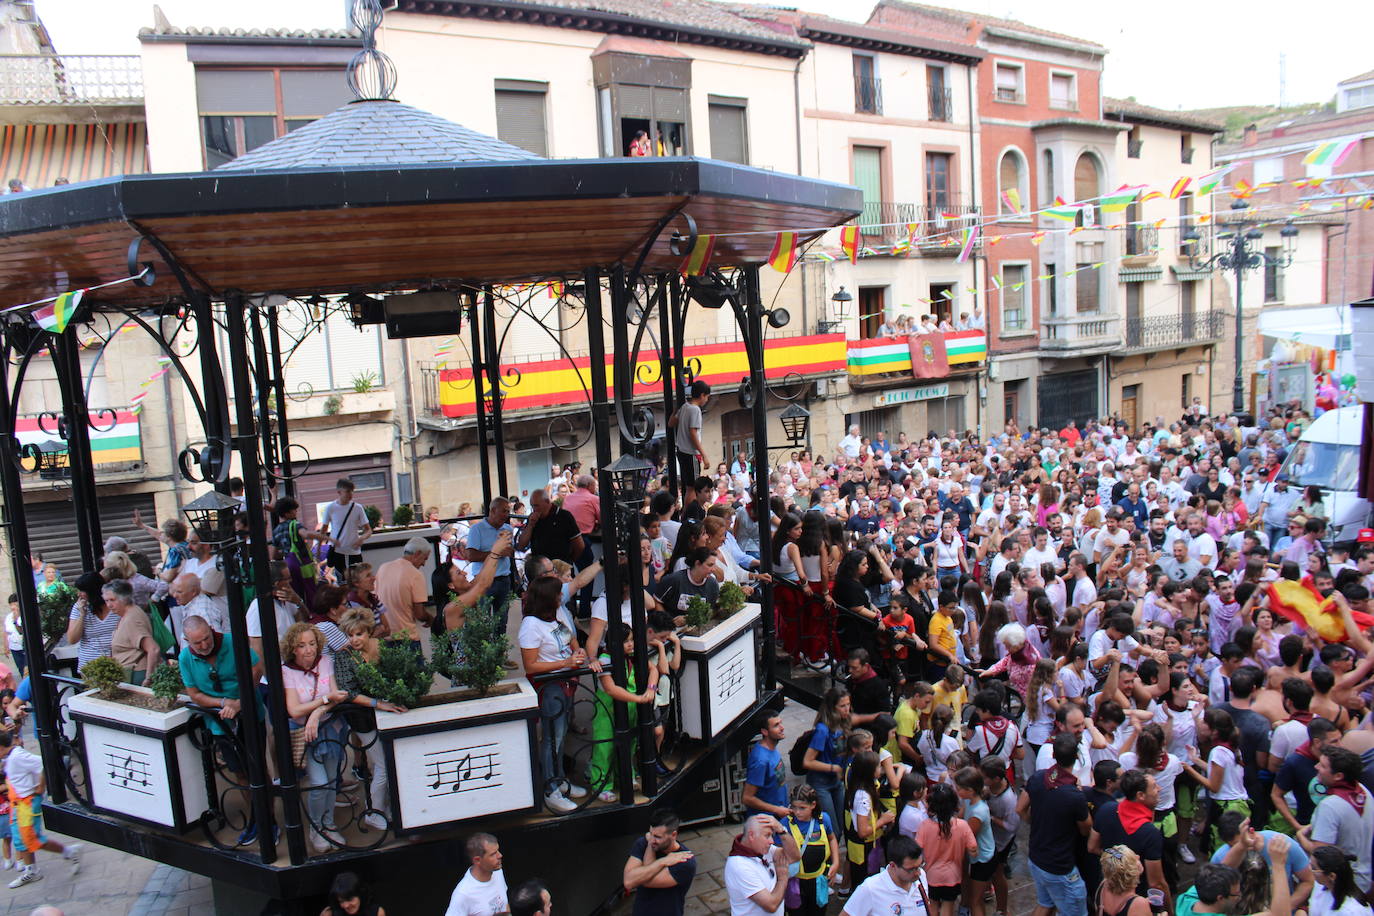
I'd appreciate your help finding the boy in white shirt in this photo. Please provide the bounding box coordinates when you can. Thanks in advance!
[0,730,79,887]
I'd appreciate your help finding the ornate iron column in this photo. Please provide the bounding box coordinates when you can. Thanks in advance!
[265,301,296,501]
[249,308,280,499]
[584,268,637,801]
[740,267,776,691]
[0,331,67,803]
[659,279,679,497]
[50,329,102,571]
[482,287,510,498]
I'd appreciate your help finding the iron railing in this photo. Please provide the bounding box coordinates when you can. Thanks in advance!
[1125,225,1159,257]
[928,87,954,122]
[1121,309,1227,351]
[0,55,143,105]
[855,75,882,115]
[850,201,982,251]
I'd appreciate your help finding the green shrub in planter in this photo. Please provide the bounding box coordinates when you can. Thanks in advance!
[433,596,510,696]
[685,596,713,631]
[82,656,125,699]
[37,581,79,646]
[364,504,383,529]
[354,639,434,708]
[717,582,747,617]
[149,661,183,709]
[392,504,415,527]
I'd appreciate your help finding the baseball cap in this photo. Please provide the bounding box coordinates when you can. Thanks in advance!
[1359,529,1374,544]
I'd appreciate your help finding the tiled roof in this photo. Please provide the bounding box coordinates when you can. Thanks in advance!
[794,15,983,63]
[872,0,1104,52]
[216,99,540,171]
[393,0,808,52]
[1103,97,1223,134]
[138,25,360,42]
[1340,69,1374,85]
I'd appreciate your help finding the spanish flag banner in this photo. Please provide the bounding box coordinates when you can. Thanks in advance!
[1140,191,1164,203]
[1267,579,1374,643]
[679,234,715,277]
[839,226,860,264]
[1231,179,1254,199]
[767,232,799,273]
[32,289,83,335]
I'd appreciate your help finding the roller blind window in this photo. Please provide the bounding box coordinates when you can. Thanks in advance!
[495,88,548,157]
[708,98,747,164]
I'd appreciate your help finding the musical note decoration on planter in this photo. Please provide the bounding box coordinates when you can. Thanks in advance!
[423,742,500,798]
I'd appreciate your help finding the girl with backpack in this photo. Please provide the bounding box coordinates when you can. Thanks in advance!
[844,750,893,884]
[800,687,851,847]
[782,784,838,916]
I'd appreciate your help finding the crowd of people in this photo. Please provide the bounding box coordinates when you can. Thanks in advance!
[11,363,1374,915]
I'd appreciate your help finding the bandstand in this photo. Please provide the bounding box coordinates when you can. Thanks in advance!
[0,46,860,913]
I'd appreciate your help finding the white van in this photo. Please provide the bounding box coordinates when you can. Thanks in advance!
[1277,405,1370,542]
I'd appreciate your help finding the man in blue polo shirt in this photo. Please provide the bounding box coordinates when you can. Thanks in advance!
[743,712,789,819]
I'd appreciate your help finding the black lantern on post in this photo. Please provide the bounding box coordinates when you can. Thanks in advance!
[28,439,71,481]
[819,286,853,334]
[605,453,654,515]
[181,489,243,548]
[778,402,811,448]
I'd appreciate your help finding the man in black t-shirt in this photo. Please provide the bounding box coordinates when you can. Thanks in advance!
[516,489,584,564]
[1089,769,1169,910]
[845,649,891,726]
[623,808,696,916]
[1017,733,1092,916]
[1217,666,1274,826]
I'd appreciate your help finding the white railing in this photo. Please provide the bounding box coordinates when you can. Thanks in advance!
[0,55,143,105]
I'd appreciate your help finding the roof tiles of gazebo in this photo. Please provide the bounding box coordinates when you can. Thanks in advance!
[0,157,860,307]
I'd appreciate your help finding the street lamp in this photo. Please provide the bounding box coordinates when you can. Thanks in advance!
[778,402,811,447]
[820,287,853,335]
[604,453,654,512]
[1182,199,1298,416]
[180,489,243,548]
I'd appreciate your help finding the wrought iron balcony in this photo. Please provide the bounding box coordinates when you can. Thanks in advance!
[847,201,982,254]
[0,55,143,106]
[1041,314,1121,351]
[1124,225,1160,258]
[929,87,954,122]
[855,75,882,115]
[1121,309,1227,353]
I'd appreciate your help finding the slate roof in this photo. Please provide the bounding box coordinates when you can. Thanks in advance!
[216,99,540,171]
[1103,97,1223,134]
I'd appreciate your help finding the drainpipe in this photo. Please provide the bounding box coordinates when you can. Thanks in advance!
[398,338,420,508]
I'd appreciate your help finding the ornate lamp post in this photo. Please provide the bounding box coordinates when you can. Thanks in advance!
[180,488,243,547]
[778,402,811,449]
[820,286,852,334]
[1183,200,1298,416]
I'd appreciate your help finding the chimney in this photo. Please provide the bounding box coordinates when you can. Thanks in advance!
[1243,123,1258,146]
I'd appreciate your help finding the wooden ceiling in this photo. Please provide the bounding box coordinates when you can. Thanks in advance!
[0,158,860,308]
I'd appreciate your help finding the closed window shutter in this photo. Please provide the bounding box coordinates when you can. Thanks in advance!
[708,102,747,164]
[196,70,276,114]
[280,70,351,118]
[326,316,384,389]
[278,308,332,395]
[617,85,653,118]
[652,87,687,121]
[853,146,882,229]
[495,89,548,156]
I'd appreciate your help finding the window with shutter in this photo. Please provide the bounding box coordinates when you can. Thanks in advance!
[196,70,276,114]
[1001,265,1027,331]
[495,88,548,156]
[994,64,1022,102]
[1050,73,1075,109]
[196,67,346,166]
[853,146,883,233]
[708,97,747,164]
[280,70,352,119]
[326,317,384,390]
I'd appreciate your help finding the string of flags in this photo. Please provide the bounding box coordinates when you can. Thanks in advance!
[129,356,173,416]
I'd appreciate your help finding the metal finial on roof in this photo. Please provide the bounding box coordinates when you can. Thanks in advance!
[346,0,397,101]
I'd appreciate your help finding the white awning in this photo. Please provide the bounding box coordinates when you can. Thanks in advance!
[1257,304,1353,350]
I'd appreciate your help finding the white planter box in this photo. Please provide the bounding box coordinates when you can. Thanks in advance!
[375,677,539,834]
[678,603,761,741]
[68,686,209,833]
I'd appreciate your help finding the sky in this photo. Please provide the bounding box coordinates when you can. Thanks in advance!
[36,0,1374,111]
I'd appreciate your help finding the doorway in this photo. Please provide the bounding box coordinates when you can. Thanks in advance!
[858,286,885,339]
[1120,384,1139,431]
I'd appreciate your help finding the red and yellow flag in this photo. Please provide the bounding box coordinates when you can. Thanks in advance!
[767,231,799,273]
[1168,177,1191,200]
[1231,179,1254,199]
[1267,579,1374,643]
[839,226,860,264]
[679,234,716,277]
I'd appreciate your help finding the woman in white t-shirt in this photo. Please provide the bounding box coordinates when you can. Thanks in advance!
[1310,844,1374,916]
[1024,658,1059,749]
[1181,707,1249,848]
[1119,724,1183,819]
[915,705,960,785]
[895,771,929,841]
[518,576,588,814]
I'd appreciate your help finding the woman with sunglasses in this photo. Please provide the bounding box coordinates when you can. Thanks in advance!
[1306,845,1373,916]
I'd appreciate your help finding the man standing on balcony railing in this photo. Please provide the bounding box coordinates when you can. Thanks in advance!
[669,381,711,508]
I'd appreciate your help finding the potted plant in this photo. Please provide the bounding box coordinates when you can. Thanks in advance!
[148,661,183,712]
[432,597,512,697]
[68,658,210,832]
[353,639,434,709]
[81,656,125,700]
[392,504,415,528]
[364,504,383,529]
[717,582,747,618]
[37,581,78,651]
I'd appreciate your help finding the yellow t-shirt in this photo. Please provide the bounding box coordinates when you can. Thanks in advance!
[927,610,957,663]
[931,681,968,743]
[893,701,918,759]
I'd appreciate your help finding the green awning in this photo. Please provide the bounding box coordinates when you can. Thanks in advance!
[1118,267,1163,283]
[1171,265,1213,282]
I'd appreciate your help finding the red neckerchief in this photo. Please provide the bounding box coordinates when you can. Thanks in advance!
[1329,777,1367,816]
[981,716,1010,739]
[1294,741,1319,762]
[729,837,768,862]
[1288,711,1315,725]
[1118,799,1154,835]
[1044,766,1077,789]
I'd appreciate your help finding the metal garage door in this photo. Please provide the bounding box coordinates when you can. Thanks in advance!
[294,455,392,529]
[20,491,162,577]
[1037,369,1099,431]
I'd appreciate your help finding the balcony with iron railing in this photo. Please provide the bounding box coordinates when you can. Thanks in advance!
[851,200,982,254]
[0,55,143,106]
[1120,309,1227,353]
[1124,225,1159,261]
[855,76,883,115]
[928,87,954,122]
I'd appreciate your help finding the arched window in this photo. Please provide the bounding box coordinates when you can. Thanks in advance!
[1074,153,1101,226]
[998,149,1027,215]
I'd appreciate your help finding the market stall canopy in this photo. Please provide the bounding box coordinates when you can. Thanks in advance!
[0,157,859,309]
[1257,304,1353,351]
